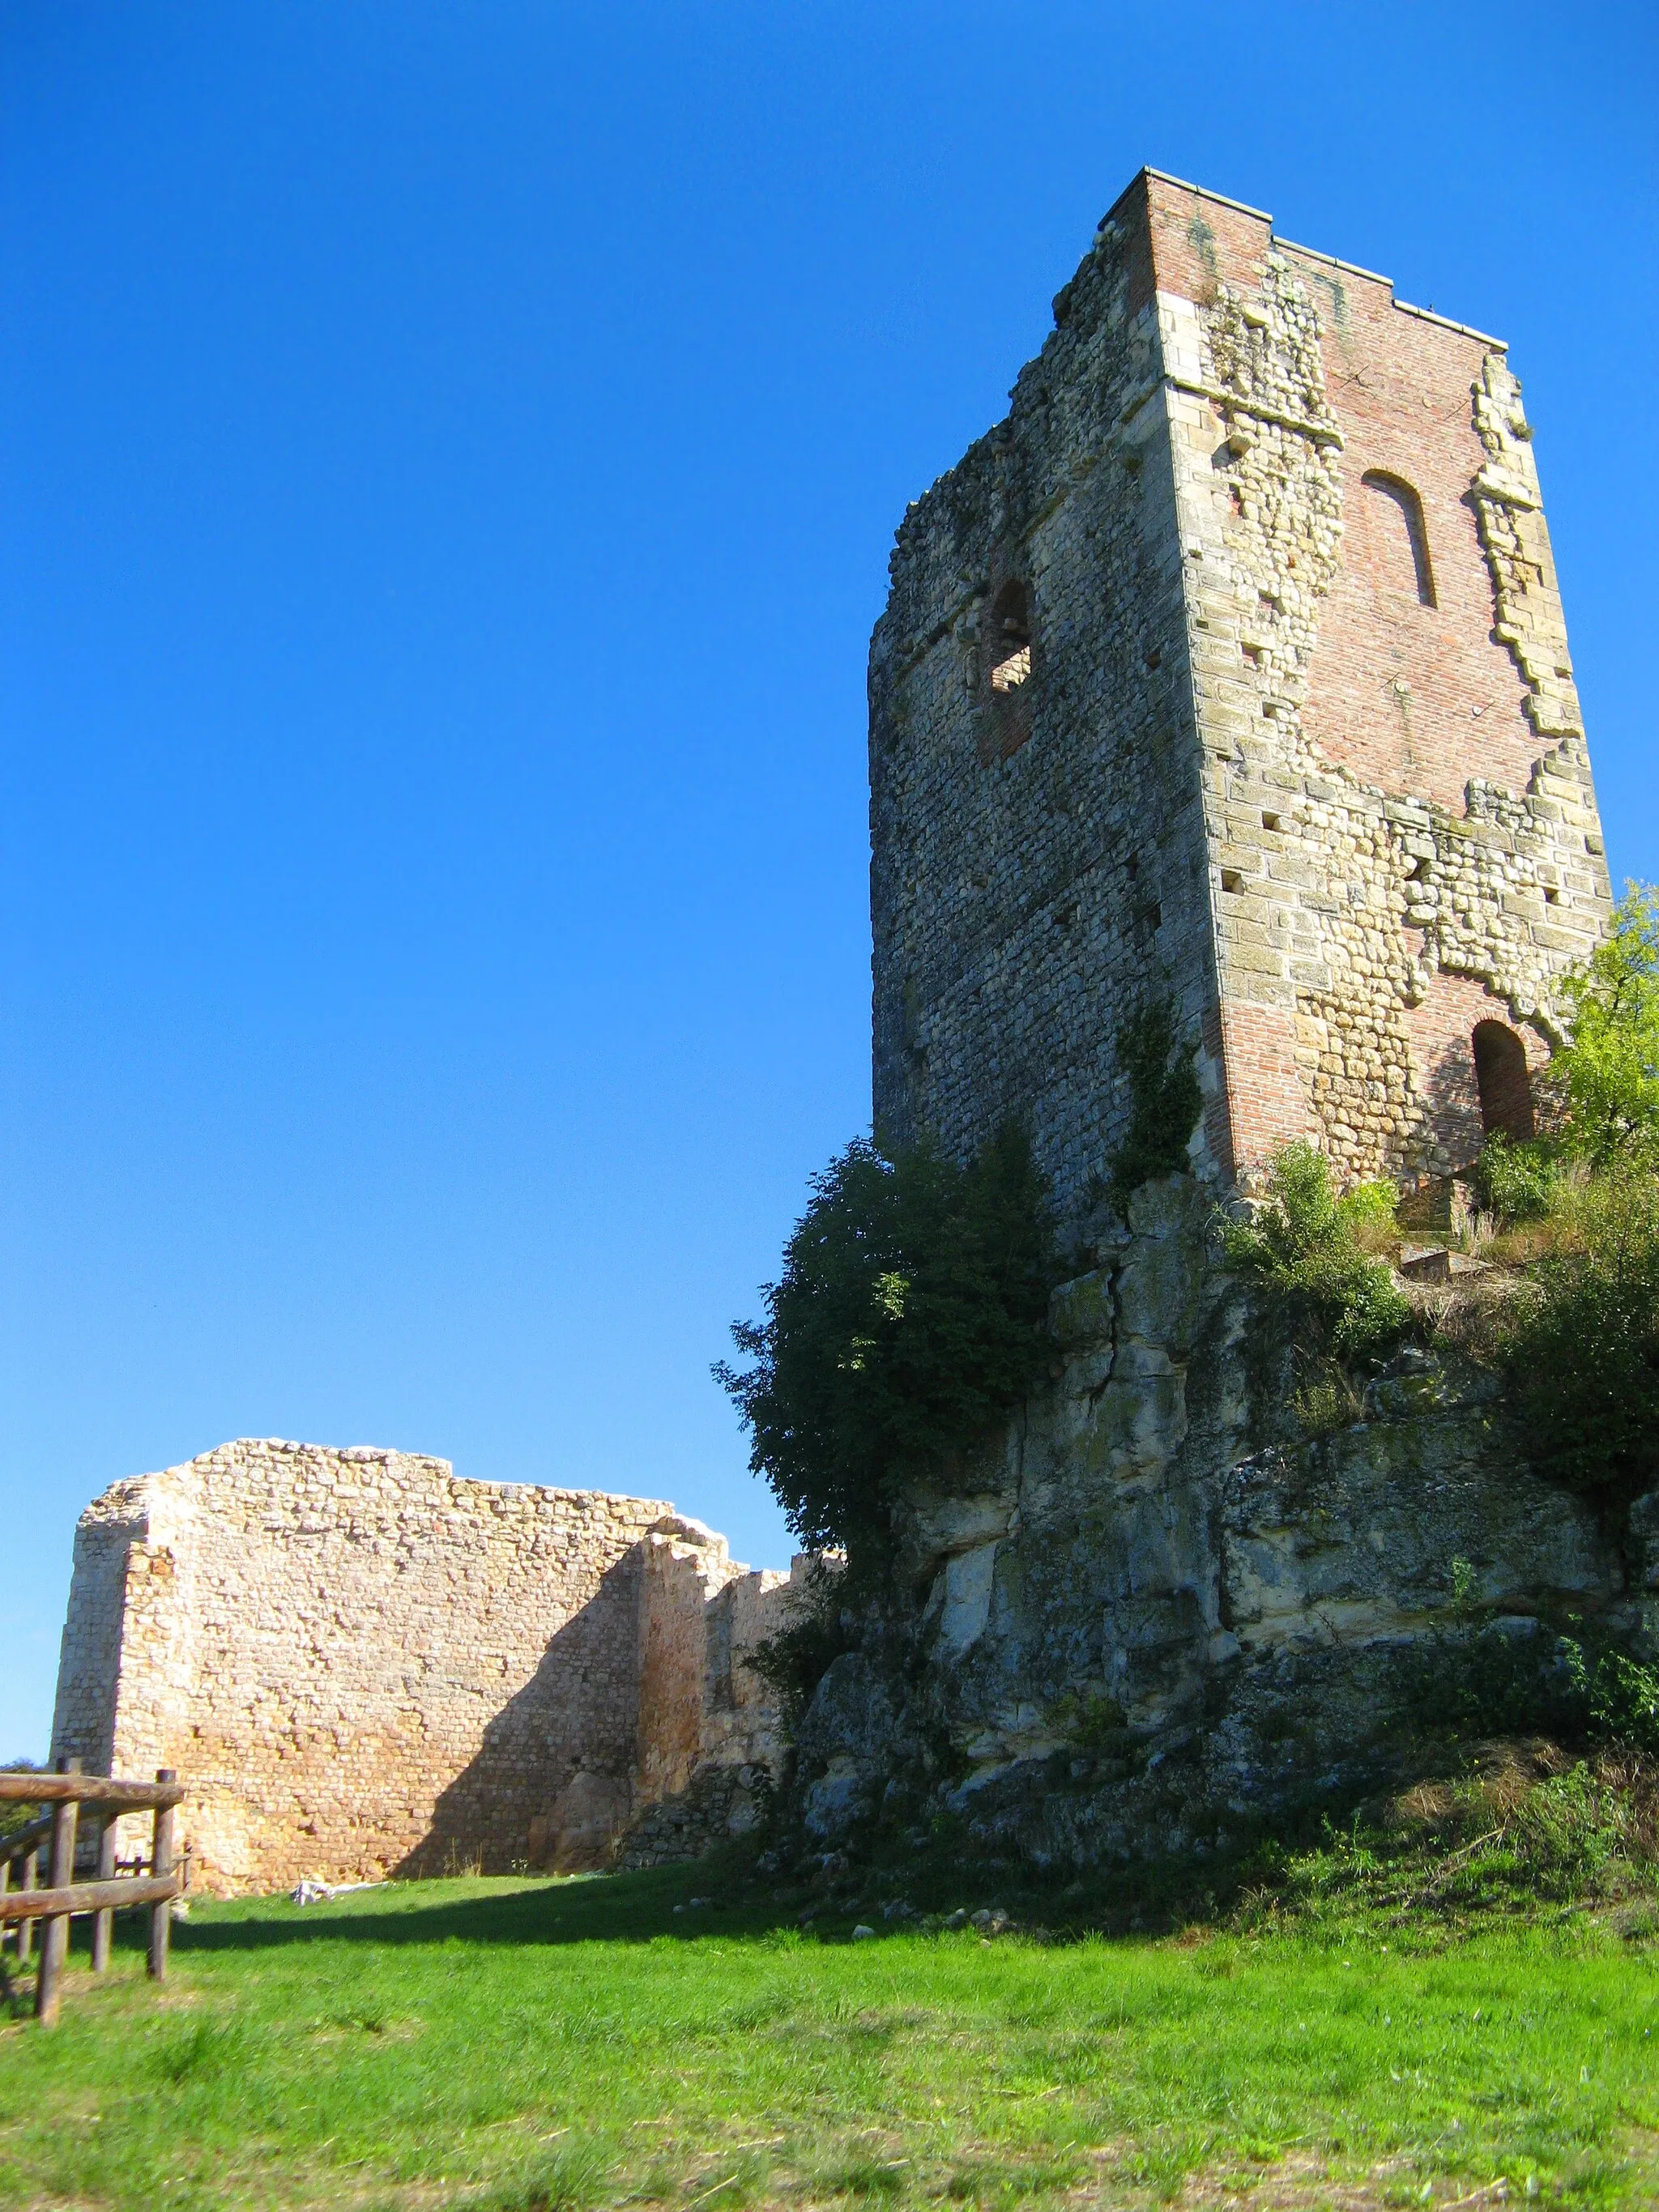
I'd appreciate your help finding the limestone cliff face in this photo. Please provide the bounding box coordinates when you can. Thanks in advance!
[791,1176,1653,1863]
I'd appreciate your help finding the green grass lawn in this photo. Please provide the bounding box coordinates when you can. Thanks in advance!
[2,1860,1657,2211]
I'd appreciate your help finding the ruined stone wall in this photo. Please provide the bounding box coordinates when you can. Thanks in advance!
[50,1441,678,1893]
[872,168,1610,1216]
[50,1442,797,1894]
[621,1544,808,1869]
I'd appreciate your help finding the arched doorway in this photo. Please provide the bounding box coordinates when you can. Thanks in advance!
[1473,1021,1535,1142]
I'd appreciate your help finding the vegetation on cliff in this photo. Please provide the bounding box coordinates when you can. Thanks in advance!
[714,1125,1060,1562]
[1496,1164,1659,1499]
[1473,885,1659,1217]
[1470,888,1659,1500]
[1545,882,1659,1167]
[1220,1142,1409,1362]
[721,999,1208,1579]
[1102,996,1204,1205]
[1222,885,1659,1476]
[1397,1556,1659,1756]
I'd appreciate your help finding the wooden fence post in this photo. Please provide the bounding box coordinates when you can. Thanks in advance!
[36,1757,80,2027]
[147,1770,177,1982]
[90,1815,118,1973]
[16,1848,36,1964]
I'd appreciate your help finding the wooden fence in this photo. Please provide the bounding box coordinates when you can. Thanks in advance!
[1,1762,188,2026]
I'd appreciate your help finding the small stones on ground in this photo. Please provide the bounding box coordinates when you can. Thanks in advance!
[672,1897,710,1915]
[851,1924,877,1941]
[970,1907,1009,1934]
[945,1909,969,1930]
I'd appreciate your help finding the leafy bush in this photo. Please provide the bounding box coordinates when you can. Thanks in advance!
[1473,1129,1562,1225]
[716,1126,1060,1558]
[1396,1596,1659,1760]
[1396,1615,1591,1743]
[1104,999,1204,1205]
[1258,1750,1659,1924]
[1469,886,1659,1228]
[1581,1646,1659,1750]
[1499,1162,1659,1498]
[1221,1141,1409,1362]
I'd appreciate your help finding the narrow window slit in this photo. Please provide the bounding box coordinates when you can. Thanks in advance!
[1362,470,1436,607]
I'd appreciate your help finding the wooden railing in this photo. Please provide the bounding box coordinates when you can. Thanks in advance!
[1,1762,188,2026]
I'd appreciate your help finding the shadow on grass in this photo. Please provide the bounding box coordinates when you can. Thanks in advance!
[119,1864,807,1958]
[97,1822,1273,1963]
[75,1737,1579,1969]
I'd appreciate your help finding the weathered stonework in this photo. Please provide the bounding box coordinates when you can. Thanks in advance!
[870,168,1610,1217]
[50,1440,795,1894]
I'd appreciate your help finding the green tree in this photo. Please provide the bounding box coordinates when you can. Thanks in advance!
[715,1127,1059,1558]
[0,1760,41,1851]
[1501,1163,1659,1498]
[1552,884,1659,1166]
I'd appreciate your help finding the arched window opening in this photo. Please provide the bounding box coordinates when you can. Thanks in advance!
[980,579,1036,763]
[1473,1021,1535,1142]
[987,582,1033,693]
[1362,471,1436,607]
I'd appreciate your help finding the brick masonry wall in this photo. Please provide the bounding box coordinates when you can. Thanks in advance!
[872,169,1610,1210]
[1148,173,1609,1184]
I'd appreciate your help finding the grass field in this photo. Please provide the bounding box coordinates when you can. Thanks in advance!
[2,1838,1657,2212]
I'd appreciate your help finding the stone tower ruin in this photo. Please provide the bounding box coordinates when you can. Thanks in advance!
[869,168,1610,1220]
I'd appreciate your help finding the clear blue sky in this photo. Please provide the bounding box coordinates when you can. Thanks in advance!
[3,2,1654,1758]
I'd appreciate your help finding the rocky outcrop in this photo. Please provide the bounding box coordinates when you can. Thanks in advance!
[787,1175,1645,1865]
